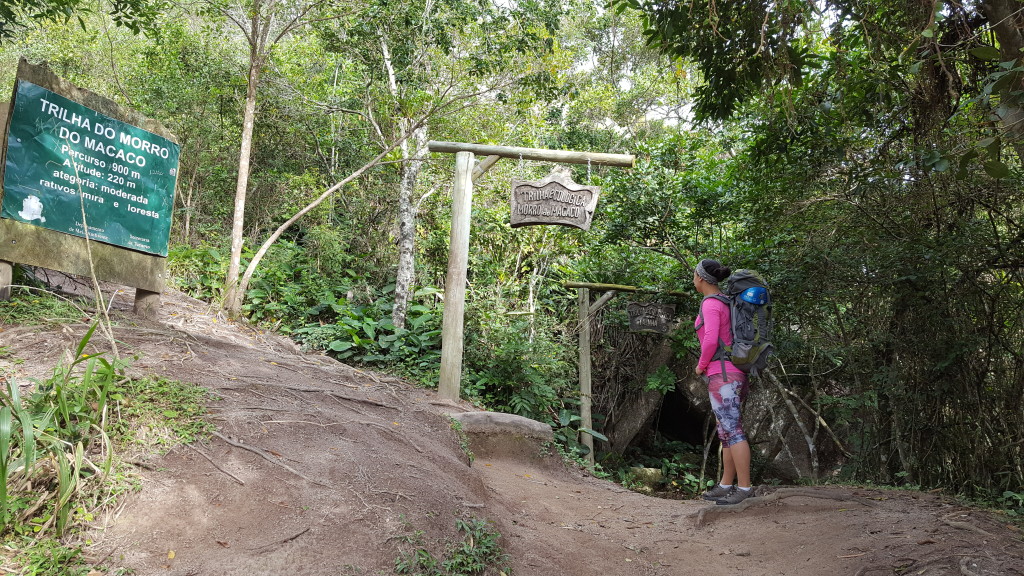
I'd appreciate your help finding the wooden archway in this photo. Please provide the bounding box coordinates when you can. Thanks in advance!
[426,141,634,404]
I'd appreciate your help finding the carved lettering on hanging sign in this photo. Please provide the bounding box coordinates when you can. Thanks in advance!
[626,303,676,334]
[510,171,601,231]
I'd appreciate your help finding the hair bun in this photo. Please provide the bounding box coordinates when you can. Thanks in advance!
[699,259,731,282]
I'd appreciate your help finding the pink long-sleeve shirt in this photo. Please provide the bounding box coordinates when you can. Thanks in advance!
[695,296,738,376]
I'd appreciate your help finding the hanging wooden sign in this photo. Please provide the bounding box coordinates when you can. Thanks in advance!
[510,169,600,231]
[626,302,676,334]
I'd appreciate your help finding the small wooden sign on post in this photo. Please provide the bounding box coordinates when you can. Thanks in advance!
[626,302,676,334]
[510,168,600,231]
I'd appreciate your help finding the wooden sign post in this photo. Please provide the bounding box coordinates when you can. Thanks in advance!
[427,142,634,403]
[437,151,474,402]
[0,59,180,317]
[566,282,687,467]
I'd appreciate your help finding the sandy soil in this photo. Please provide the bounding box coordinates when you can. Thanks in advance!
[1,287,1021,576]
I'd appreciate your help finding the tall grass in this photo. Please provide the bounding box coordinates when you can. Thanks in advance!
[0,322,122,536]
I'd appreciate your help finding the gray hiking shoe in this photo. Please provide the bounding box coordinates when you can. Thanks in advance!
[715,487,753,505]
[702,484,733,501]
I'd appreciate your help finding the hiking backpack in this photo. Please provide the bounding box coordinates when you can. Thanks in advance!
[702,269,774,377]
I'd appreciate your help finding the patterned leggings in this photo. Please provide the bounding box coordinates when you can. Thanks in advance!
[707,372,749,447]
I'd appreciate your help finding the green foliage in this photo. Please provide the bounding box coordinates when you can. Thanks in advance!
[0,320,209,574]
[448,418,473,464]
[999,491,1024,519]
[587,133,741,284]
[3,537,93,576]
[610,0,814,120]
[0,0,160,41]
[394,517,511,576]
[294,286,443,381]
[167,244,228,302]
[0,286,82,326]
[644,366,676,395]
[607,439,709,498]
[110,376,212,448]
[0,323,116,536]
[544,439,611,479]
[548,401,608,460]
[462,323,565,416]
[461,310,572,421]
[0,321,210,557]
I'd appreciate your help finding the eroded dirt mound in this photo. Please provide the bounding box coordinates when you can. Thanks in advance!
[1,287,1021,576]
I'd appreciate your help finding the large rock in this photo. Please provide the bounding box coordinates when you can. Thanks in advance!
[449,411,555,464]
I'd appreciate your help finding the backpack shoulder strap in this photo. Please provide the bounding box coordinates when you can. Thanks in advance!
[695,294,729,330]
[697,294,732,375]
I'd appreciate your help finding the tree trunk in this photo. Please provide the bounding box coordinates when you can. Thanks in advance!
[223,53,262,317]
[378,30,431,331]
[392,123,428,329]
[982,0,1024,162]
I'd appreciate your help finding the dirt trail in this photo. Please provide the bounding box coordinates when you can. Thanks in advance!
[1,288,1021,576]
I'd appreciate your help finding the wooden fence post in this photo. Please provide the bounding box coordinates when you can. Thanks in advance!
[579,287,594,468]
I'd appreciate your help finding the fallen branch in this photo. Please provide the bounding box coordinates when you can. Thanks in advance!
[212,431,330,488]
[689,487,881,529]
[261,419,346,428]
[248,527,310,552]
[189,444,245,486]
[372,488,412,502]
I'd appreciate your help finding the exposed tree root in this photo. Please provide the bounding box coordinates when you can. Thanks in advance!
[940,513,993,537]
[212,431,331,488]
[280,384,396,409]
[189,444,245,486]
[689,487,881,529]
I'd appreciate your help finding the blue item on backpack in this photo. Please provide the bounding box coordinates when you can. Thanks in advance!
[698,270,774,377]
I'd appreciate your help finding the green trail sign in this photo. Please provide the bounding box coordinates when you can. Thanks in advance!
[2,80,180,256]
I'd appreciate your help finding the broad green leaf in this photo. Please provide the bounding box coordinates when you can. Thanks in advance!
[17,408,35,472]
[984,160,1010,178]
[970,46,1001,61]
[0,407,12,467]
[73,322,99,363]
[329,340,354,352]
[578,427,608,442]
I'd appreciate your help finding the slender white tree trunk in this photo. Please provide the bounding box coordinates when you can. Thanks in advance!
[379,33,428,330]
[224,58,261,317]
[236,132,416,300]
[392,124,428,329]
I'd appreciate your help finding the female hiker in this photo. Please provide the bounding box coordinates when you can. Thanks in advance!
[692,259,753,505]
